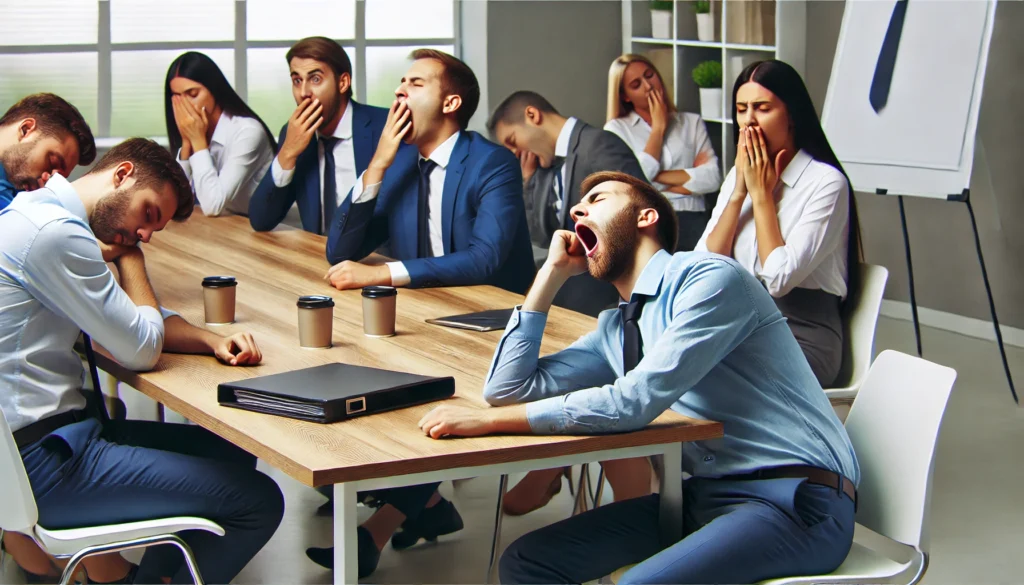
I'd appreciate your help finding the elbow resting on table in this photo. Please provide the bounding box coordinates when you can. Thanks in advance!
[116,342,163,372]
[482,381,529,407]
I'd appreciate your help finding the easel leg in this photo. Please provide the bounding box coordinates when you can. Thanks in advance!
[898,195,923,356]
[964,198,1018,403]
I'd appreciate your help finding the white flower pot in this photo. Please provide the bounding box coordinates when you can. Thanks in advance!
[699,87,723,120]
[651,9,672,39]
[696,12,715,42]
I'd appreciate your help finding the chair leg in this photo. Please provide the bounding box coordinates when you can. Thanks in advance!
[573,464,590,515]
[592,466,606,508]
[486,474,509,585]
[0,528,6,572]
[58,533,204,585]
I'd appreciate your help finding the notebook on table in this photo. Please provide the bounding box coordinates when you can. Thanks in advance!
[425,308,515,332]
[217,363,455,424]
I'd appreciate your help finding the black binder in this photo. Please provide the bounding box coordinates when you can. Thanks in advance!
[425,308,514,332]
[217,363,455,423]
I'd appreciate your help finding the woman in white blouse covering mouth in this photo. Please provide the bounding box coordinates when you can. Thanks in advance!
[164,52,276,217]
[605,54,723,251]
[696,59,862,388]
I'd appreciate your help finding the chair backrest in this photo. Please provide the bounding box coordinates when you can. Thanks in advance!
[0,410,40,533]
[845,350,956,551]
[832,263,889,390]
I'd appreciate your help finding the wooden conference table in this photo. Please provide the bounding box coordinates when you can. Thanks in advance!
[94,214,724,584]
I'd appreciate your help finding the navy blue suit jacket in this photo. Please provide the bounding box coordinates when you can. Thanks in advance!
[325,131,536,294]
[249,100,388,234]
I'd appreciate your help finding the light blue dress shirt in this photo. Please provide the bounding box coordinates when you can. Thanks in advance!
[0,176,165,432]
[484,249,859,484]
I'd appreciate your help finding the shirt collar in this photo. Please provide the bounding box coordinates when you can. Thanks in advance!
[423,130,461,169]
[42,174,88,222]
[318,102,354,141]
[554,116,578,158]
[210,112,232,146]
[627,110,644,127]
[780,149,813,188]
[620,248,673,303]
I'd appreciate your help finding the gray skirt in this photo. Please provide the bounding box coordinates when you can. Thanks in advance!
[773,287,844,388]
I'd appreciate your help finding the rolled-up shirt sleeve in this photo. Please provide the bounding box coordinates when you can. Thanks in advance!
[21,221,165,371]
[681,119,723,195]
[483,307,617,407]
[525,261,759,434]
[757,174,849,297]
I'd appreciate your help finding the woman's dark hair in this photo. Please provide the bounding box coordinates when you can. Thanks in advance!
[732,59,862,305]
[164,52,277,156]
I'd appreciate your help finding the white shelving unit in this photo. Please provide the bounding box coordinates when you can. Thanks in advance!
[621,0,806,178]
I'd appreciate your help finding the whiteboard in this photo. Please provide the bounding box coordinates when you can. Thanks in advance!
[821,0,996,200]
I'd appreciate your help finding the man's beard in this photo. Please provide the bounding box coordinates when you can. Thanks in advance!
[587,205,638,282]
[90,188,135,245]
[0,141,39,192]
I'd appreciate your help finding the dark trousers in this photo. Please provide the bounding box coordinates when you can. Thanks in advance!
[19,418,284,584]
[500,476,855,585]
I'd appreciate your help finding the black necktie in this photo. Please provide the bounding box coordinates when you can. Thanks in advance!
[418,158,438,258]
[869,0,908,113]
[321,136,340,235]
[621,294,647,374]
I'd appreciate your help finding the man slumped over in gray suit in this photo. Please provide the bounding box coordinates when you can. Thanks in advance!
[487,91,648,316]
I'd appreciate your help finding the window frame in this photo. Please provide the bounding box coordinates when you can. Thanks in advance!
[0,0,461,147]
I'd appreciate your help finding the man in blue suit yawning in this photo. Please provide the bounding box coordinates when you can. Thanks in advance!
[249,37,390,235]
[323,49,535,295]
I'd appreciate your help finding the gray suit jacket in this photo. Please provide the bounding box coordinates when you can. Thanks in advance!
[524,121,648,247]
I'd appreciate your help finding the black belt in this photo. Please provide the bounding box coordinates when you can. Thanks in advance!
[727,465,857,508]
[13,409,89,449]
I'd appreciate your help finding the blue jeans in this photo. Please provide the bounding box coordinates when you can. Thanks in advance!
[19,417,284,584]
[500,476,855,584]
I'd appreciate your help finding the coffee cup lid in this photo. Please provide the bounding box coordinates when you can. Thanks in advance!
[297,295,335,309]
[361,286,398,299]
[202,276,237,288]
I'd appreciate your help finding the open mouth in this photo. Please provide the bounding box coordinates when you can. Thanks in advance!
[575,223,600,258]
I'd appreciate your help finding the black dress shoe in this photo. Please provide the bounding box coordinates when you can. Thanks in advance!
[391,497,464,551]
[306,526,381,578]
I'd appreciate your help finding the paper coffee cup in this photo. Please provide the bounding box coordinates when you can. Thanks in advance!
[202,276,237,325]
[361,286,397,337]
[297,295,335,348]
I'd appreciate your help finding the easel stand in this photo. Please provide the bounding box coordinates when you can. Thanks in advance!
[888,189,1018,404]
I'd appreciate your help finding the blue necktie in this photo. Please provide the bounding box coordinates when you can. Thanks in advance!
[621,294,647,373]
[869,0,908,113]
[418,158,438,258]
[321,136,340,235]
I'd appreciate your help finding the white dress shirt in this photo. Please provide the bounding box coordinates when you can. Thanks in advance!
[551,116,578,215]
[270,102,357,234]
[177,113,274,217]
[0,176,165,433]
[695,149,850,299]
[351,130,461,287]
[604,111,722,213]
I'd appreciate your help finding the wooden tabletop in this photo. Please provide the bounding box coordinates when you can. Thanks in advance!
[97,214,723,487]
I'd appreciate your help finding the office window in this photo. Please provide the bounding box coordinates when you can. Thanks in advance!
[0,1,459,143]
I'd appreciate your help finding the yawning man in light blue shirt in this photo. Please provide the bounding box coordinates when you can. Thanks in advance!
[419,171,860,584]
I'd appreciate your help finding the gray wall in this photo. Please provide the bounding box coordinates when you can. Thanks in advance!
[486,0,623,128]
[806,1,1024,327]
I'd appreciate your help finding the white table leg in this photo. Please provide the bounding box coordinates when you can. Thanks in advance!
[658,443,683,545]
[333,483,359,585]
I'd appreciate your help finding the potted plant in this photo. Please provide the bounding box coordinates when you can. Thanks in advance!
[650,0,673,39]
[692,60,723,119]
[694,0,714,42]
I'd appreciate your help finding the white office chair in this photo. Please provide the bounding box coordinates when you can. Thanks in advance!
[595,350,956,585]
[826,264,889,405]
[760,349,957,585]
[0,413,225,585]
